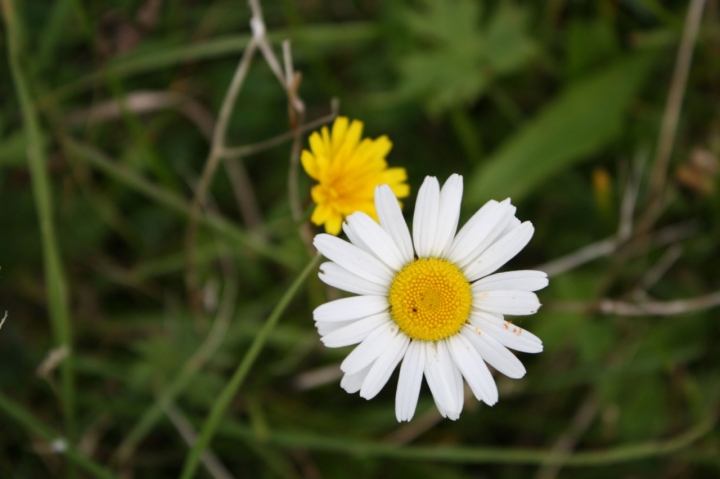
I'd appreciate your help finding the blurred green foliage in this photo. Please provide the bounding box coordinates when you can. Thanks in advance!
[2,0,720,478]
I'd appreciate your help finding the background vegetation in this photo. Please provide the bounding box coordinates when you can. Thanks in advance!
[2,0,720,477]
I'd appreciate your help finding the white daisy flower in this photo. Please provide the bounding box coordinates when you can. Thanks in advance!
[312,174,547,422]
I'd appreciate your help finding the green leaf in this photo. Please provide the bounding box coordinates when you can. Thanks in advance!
[484,2,536,75]
[566,19,621,78]
[397,0,536,115]
[466,54,655,206]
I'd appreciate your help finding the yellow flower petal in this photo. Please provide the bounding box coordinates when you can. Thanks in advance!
[301,150,319,180]
[331,117,349,153]
[308,131,326,158]
[301,117,409,235]
[325,214,343,235]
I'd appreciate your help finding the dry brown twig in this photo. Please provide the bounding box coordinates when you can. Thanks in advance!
[184,35,258,320]
[547,291,720,316]
[244,0,316,252]
[184,0,335,315]
[644,0,707,227]
[64,90,215,138]
[220,107,338,160]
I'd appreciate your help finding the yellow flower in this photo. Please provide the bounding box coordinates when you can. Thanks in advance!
[301,117,409,235]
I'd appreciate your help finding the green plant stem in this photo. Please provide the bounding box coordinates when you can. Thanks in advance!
[2,0,76,441]
[64,138,300,270]
[218,414,715,467]
[0,391,116,479]
[178,254,321,479]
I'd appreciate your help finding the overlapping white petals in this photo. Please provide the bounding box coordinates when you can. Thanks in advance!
[432,174,464,257]
[360,332,410,399]
[319,262,388,296]
[345,212,406,271]
[412,176,440,258]
[341,364,372,394]
[320,313,391,348]
[457,202,518,270]
[440,340,464,416]
[461,325,526,379]
[464,221,535,282]
[448,333,498,405]
[395,341,425,422]
[424,341,461,419]
[448,199,507,266]
[313,174,545,423]
[375,185,414,264]
[341,322,398,375]
[314,234,393,286]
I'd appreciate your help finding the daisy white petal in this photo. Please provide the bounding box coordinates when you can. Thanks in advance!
[447,333,498,406]
[395,340,425,422]
[455,200,516,269]
[447,200,500,263]
[315,320,350,336]
[424,341,458,419]
[346,212,406,271]
[314,234,393,285]
[472,290,541,316]
[375,185,414,264]
[313,295,389,322]
[464,221,535,282]
[341,322,398,374]
[342,221,373,256]
[468,215,523,268]
[413,176,440,258]
[500,216,521,236]
[341,364,372,394]
[320,313,392,348]
[472,270,548,292]
[319,262,388,296]
[433,174,464,257]
[439,339,464,418]
[360,332,410,399]
[469,312,543,353]
[447,200,503,266]
[461,325,526,379]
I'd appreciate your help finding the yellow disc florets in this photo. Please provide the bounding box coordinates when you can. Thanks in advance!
[388,258,472,341]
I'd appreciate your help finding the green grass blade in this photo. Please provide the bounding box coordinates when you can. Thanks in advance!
[178,254,321,479]
[2,0,76,442]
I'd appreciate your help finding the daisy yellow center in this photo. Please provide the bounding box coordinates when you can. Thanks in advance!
[388,258,472,341]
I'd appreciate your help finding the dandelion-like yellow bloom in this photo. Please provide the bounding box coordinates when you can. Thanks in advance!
[301,117,409,235]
